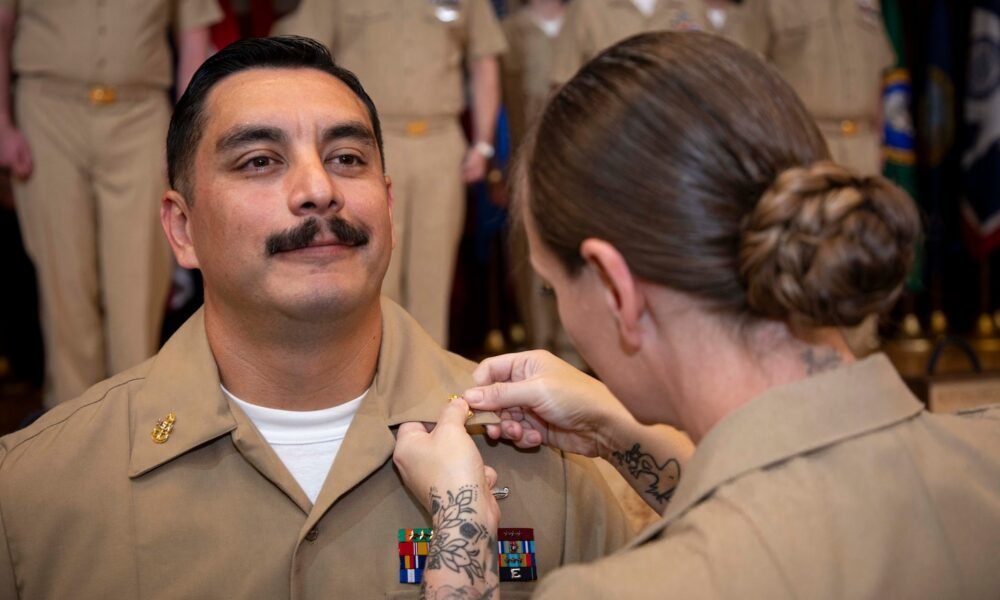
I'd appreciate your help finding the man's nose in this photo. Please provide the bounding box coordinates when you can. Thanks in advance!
[287,154,340,216]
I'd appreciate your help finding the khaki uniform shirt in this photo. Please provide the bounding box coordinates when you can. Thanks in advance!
[535,355,1000,598]
[722,0,893,123]
[0,300,631,599]
[501,8,558,147]
[273,0,507,119]
[2,0,222,89]
[550,0,707,85]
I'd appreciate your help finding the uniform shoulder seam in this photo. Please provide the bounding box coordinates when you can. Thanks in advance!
[1,375,145,452]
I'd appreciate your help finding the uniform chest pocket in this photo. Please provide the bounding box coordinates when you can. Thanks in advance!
[417,1,468,64]
[422,1,468,37]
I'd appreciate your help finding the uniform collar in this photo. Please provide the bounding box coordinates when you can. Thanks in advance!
[373,297,477,424]
[128,309,237,478]
[127,298,475,477]
[631,354,924,547]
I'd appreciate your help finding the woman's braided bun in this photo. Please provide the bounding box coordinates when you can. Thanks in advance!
[739,161,920,327]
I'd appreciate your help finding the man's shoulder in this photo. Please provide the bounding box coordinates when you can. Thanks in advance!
[0,358,152,461]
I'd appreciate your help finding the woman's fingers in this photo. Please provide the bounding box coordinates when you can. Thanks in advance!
[484,465,498,490]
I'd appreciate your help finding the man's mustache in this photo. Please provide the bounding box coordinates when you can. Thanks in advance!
[264,216,371,256]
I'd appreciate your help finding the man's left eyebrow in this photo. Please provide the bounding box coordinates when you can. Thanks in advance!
[321,122,377,148]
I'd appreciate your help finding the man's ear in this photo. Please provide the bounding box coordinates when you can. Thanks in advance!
[580,238,646,351]
[384,174,396,250]
[161,190,200,269]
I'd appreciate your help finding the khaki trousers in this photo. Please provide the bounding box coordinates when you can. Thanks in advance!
[380,121,466,345]
[13,80,172,407]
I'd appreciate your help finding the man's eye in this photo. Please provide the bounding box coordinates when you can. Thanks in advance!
[331,154,364,167]
[242,156,274,170]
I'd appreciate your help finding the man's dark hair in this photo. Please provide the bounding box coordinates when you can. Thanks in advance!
[166,35,385,200]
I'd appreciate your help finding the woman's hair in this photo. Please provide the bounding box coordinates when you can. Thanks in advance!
[521,31,919,328]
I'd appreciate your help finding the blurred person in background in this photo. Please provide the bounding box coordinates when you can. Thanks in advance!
[549,0,706,86]
[0,0,221,408]
[274,0,507,346]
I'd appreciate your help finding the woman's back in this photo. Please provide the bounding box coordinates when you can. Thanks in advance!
[533,355,1000,599]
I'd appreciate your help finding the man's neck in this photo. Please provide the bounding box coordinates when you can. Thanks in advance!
[204,299,383,411]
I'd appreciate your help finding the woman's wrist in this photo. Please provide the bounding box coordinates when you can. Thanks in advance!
[595,406,645,462]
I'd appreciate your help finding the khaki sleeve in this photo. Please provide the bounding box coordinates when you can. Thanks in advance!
[549,0,591,85]
[534,503,793,598]
[175,0,223,32]
[533,526,708,599]
[466,0,507,59]
[0,447,16,600]
[271,0,337,51]
[559,453,635,564]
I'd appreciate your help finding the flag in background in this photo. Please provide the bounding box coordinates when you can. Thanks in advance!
[961,0,1000,258]
[881,0,922,291]
[916,0,956,316]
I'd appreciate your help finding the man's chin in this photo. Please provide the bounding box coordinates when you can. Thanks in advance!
[277,288,380,323]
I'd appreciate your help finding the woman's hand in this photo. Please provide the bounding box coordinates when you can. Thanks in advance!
[393,397,500,527]
[394,398,501,599]
[462,350,637,460]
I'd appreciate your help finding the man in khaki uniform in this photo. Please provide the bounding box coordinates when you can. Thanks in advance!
[274,0,507,345]
[550,0,706,85]
[0,0,221,408]
[0,37,630,598]
[722,0,893,176]
[534,356,1000,598]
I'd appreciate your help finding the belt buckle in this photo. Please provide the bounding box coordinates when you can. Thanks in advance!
[88,85,117,105]
[405,120,429,137]
[840,119,858,136]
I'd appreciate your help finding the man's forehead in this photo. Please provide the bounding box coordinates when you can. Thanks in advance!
[203,67,373,134]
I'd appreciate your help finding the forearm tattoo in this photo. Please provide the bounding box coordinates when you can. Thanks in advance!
[421,485,497,600]
[612,443,681,505]
[801,347,842,375]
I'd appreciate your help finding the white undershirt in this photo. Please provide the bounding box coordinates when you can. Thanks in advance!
[632,0,658,17]
[532,13,564,38]
[223,385,366,503]
[706,7,728,30]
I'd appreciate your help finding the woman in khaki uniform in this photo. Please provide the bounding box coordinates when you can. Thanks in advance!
[395,32,1000,598]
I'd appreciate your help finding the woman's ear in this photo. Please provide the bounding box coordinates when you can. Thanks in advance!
[161,190,200,270]
[580,238,646,351]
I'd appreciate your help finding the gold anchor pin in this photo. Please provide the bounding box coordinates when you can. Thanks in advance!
[151,413,176,444]
[449,394,475,422]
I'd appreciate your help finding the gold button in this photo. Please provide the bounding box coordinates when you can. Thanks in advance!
[840,119,858,136]
[405,120,429,137]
